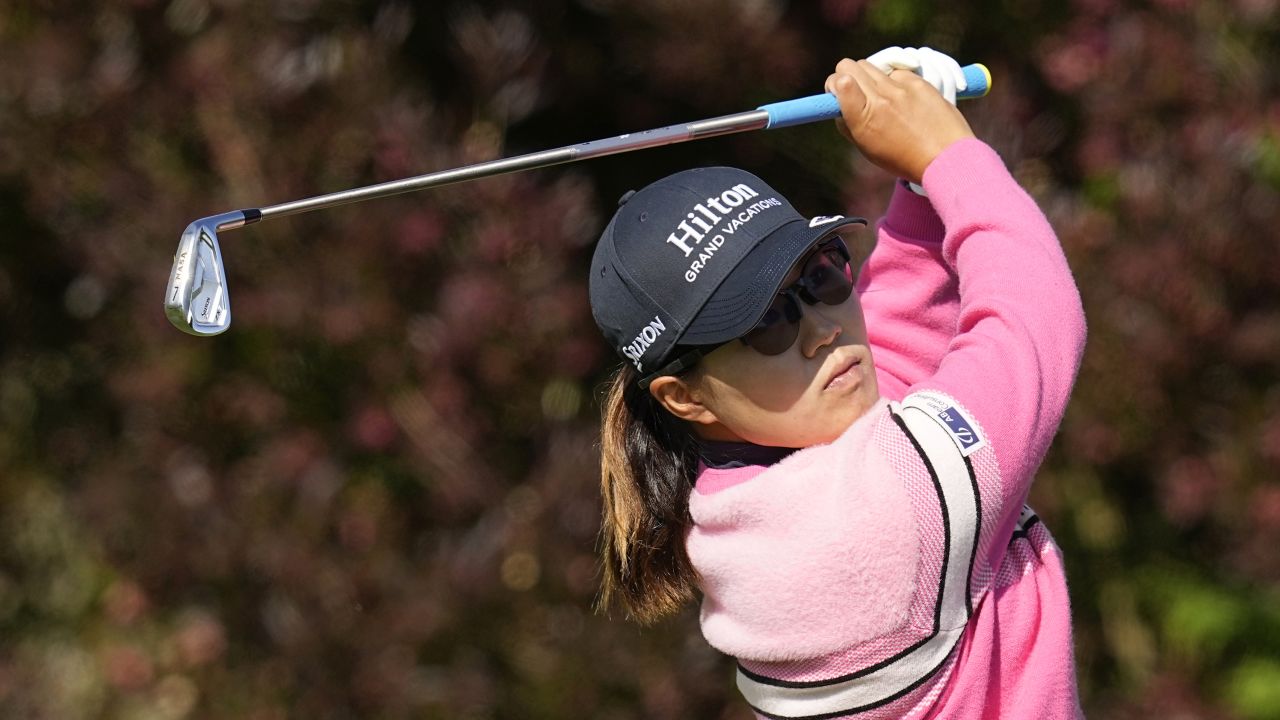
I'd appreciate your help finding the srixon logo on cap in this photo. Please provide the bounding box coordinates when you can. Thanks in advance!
[664,183,760,256]
[621,315,667,370]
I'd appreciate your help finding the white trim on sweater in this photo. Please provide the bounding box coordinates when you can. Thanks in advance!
[736,395,982,719]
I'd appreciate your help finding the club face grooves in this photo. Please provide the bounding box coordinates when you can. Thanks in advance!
[164,212,242,336]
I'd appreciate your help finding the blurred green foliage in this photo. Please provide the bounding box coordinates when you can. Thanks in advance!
[0,0,1278,718]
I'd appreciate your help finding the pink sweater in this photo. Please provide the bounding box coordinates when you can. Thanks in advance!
[686,140,1087,719]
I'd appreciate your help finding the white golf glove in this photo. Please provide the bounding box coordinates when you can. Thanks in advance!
[864,46,968,196]
[865,46,968,104]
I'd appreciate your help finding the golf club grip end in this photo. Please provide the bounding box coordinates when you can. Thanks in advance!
[759,62,991,129]
[963,63,992,98]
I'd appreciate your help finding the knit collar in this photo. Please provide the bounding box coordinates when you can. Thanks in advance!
[697,439,796,470]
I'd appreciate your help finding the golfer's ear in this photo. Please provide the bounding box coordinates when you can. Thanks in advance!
[649,376,719,426]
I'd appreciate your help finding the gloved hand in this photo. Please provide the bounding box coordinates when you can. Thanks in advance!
[862,46,968,195]
[824,57,975,184]
[865,46,968,105]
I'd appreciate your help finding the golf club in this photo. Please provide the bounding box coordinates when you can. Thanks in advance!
[164,64,991,336]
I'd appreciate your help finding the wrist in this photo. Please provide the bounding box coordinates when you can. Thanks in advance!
[885,181,944,243]
[919,137,997,200]
[916,133,976,184]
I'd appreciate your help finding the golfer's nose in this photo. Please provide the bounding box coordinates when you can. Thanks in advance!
[800,303,842,359]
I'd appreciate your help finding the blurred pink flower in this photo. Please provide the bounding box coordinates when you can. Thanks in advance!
[820,0,867,25]
[1235,0,1278,20]
[1077,129,1122,175]
[1158,456,1219,526]
[556,336,604,378]
[1259,413,1280,466]
[1039,29,1105,93]
[103,580,149,626]
[264,430,326,482]
[338,507,380,553]
[175,611,228,668]
[475,219,520,262]
[1249,485,1280,533]
[321,302,374,345]
[1068,420,1121,465]
[439,272,510,331]
[396,209,445,256]
[564,553,598,599]
[101,644,154,691]
[350,404,400,451]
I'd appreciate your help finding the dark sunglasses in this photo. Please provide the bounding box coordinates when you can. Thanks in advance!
[640,236,854,387]
[738,237,854,355]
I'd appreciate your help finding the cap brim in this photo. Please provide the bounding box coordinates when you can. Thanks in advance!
[679,215,868,346]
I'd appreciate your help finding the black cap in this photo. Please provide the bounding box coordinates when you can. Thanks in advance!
[589,167,866,376]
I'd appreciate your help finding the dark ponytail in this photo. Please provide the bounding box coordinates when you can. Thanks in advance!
[596,362,702,625]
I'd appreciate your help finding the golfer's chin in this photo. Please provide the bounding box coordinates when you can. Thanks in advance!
[813,380,882,445]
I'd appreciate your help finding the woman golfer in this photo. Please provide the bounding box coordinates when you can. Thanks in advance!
[589,48,1087,720]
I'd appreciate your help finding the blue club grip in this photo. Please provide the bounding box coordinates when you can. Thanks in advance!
[758,63,991,129]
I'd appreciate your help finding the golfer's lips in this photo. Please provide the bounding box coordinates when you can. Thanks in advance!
[823,353,862,391]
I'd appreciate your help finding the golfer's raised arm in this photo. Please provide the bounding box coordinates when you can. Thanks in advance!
[859,181,958,401]
[831,57,1086,533]
[914,139,1086,495]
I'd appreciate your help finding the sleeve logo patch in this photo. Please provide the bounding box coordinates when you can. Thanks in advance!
[903,391,988,457]
[936,406,983,454]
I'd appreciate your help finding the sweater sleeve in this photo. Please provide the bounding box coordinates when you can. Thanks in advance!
[913,139,1086,533]
[860,182,959,401]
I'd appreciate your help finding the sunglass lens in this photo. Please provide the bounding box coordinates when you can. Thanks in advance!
[741,293,801,355]
[803,244,854,305]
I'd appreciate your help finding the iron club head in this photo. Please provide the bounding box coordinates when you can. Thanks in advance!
[164,211,245,336]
